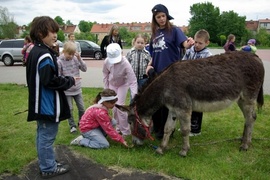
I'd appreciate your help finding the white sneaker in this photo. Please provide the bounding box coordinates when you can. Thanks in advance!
[70,135,83,145]
[70,127,77,133]
[189,132,201,137]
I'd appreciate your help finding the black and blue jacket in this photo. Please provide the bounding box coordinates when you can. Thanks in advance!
[26,42,75,122]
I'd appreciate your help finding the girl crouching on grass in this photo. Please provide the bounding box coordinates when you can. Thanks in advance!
[70,89,129,148]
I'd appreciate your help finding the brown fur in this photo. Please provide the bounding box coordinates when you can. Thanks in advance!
[117,51,264,157]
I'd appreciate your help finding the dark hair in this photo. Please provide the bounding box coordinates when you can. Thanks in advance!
[151,11,173,40]
[30,16,59,43]
[24,35,32,43]
[93,89,118,104]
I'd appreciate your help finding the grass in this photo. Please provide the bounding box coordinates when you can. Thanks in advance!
[1,83,270,179]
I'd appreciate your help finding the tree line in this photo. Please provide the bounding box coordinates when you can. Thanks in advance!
[1,2,270,47]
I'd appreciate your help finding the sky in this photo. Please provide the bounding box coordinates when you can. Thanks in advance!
[1,0,270,26]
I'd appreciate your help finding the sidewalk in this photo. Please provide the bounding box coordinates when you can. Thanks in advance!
[0,49,269,94]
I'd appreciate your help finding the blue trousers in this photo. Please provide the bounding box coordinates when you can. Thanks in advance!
[36,120,59,172]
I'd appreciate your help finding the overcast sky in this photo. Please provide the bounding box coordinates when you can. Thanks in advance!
[1,0,270,26]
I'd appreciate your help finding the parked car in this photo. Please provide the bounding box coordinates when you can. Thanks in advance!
[76,40,102,60]
[0,39,24,66]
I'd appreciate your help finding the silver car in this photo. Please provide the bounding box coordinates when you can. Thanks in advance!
[0,39,24,66]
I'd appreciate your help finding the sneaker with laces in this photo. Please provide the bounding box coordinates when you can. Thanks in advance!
[40,164,69,179]
[70,126,77,133]
[189,132,201,137]
[70,135,83,145]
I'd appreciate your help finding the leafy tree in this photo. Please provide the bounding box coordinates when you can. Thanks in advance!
[118,27,137,47]
[0,6,17,39]
[256,28,270,46]
[78,20,91,33]
[78,20,96,33]
[188,2,220,44]
[57,30,65,42]
[76,32,95,41]
[54,16,65,25]
[218,11,246,45]
[66,20,73,25]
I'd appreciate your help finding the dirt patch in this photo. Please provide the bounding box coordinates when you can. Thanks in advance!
[1,145,183,180]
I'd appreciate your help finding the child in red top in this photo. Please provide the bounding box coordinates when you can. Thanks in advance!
[70,89,128,148]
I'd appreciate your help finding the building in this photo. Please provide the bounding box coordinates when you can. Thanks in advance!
[59,25,81,40]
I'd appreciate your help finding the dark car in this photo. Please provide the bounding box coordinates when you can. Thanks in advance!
[76,40,102,60]
[0,39,24,66]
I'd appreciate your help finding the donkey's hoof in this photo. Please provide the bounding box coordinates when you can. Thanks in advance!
[179,150,187,157]
[156,147,164,155]
[239,146,248,152]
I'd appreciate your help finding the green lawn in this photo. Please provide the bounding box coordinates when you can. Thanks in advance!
[1,83,270,179]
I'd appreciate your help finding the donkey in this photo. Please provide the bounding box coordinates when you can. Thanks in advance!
[116,51,264,157]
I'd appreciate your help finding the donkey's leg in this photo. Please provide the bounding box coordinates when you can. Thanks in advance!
[156,111,177,155]
[237,98,257,151]
[177,110,191,157]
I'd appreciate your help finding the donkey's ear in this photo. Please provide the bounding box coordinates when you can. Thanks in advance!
[115,104,131,112]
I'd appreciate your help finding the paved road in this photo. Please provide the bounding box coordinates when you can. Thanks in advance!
[0,49,270,94]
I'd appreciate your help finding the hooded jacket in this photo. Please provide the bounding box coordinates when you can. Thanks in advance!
[26,42,75,122]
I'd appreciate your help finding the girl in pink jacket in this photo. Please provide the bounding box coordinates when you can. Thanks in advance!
[70,89,128,148]
[102,43,138,137]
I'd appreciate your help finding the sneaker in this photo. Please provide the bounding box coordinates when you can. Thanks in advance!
[70,135,83,145]
[70,126,77,133]
[40,164,69,179]
[189,132,201,137]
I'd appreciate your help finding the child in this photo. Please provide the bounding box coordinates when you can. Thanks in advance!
[241,39,257,53]
[26,16,77,178]
[126,34,151,90]
[68,32,81,55]
[223,34,236,52]
[57,41,87,133]
[182,29,212,136]
[21,35,34,66]
[70,89,129,148]
[102,43,138,137]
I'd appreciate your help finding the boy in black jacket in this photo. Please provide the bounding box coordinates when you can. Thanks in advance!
[26,16,78,179]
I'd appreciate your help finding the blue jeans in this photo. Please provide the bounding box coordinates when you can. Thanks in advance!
[80,119,116,149]
[36,120,59,172]
[66,93,85,128]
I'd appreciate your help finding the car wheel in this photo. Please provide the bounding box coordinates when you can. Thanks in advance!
[94,52,102,60]
[3,55,14,66]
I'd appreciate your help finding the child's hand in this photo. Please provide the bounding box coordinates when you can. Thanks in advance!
[74,52,81,59]
[74,77,82,81]
[123,141,131,148]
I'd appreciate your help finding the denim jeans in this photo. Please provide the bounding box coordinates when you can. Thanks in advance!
[66,93,85,128]
[80,119,117,149]
[36,120,59,172]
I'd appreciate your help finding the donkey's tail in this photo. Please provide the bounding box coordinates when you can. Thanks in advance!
[257,85,264,112]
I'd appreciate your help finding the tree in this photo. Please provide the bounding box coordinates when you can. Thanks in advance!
[188,2,220,44]
[66,20,73,25]
[57,30,65,42]
[218,11,246,45]
[256,28,270,46]
[54,16,65,25]
[78,20,96,33]
[0,6,17,39]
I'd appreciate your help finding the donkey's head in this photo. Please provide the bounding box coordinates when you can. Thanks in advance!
[115,104,154,145]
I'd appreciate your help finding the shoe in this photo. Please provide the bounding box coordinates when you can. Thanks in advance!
[40,164,69,179]
[70,135,83,145]
[189,132,201,137]
[70,126,77,133]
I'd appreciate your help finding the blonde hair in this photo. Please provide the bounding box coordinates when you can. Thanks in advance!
[63,41,76,54]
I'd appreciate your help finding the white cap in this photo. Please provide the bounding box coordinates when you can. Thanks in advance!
[107,43,122,64]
